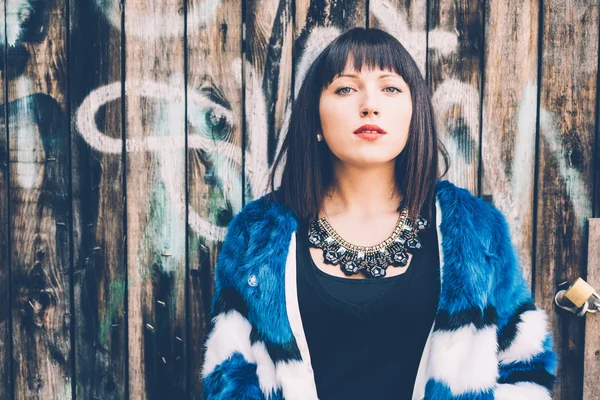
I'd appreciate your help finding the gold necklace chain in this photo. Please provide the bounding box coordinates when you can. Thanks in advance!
[316,207,410,255]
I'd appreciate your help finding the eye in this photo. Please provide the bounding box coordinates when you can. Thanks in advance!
[384,87,401,93]
[334,86,354,95]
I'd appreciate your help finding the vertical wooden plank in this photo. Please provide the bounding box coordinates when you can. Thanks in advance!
[535,0,598,398]
[186,0,243,396]
[481,0,539,284]
[427,0,482,193]
[6,0,72,398]
[369,0,428,75]
[583,219,600,399]
[296,0,366,39]
[69,0,126,398]
[245,0,293,197]
[125,0,187,398]
[0,0,10,398]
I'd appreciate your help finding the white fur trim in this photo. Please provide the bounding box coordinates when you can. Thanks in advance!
[435,197,445,285]
[498,309,548,364]
[428,324,498,395]
[251,341,279,397]
[494,382,552,400]
[411,198,446,400]
[201,310,254,377]
[284,232,319,399]
[276,360,319,400]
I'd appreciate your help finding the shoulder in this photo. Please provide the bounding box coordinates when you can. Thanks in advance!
[227,190,298,239]
[435,179,522,295]
[215,190,298,285]
[435,179,500,219]
[435,179,513,252]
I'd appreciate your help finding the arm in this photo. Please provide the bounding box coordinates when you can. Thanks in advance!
[201,211,266,400]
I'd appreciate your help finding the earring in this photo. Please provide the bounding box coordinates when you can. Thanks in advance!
[316,133,323,142]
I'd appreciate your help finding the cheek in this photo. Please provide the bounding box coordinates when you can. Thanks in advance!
[390,100,412,126]
[319,100,347,130]
[390,105,413,143]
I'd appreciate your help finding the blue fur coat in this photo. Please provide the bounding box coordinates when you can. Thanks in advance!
[201,179,558,399]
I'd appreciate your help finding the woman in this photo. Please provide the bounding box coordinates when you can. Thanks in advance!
[201,28,557,400]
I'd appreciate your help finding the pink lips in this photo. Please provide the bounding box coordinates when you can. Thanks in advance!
[354,124,386,140]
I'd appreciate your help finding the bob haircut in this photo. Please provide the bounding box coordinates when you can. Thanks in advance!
[268,27,450,224]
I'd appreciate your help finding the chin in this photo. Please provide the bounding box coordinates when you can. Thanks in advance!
[337,155,398,168]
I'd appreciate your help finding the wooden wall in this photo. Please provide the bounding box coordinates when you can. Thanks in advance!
[0,0,598,398]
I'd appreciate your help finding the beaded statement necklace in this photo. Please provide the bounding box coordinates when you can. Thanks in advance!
[307,207,429,279]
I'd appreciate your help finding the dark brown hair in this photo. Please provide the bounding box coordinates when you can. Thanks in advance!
[268,27,450,223]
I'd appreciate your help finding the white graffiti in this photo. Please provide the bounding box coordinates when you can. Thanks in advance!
[2,0,25,47]
[371,0,457,72]
[11,77,45,190]
[431,78,481,181]
[95,0,222,39]
[76,77,246,241]
[70,0,593,248]
[539,108,593,229]
[293,26,342,99]
[149,93,187,274]
[76,80,237,155]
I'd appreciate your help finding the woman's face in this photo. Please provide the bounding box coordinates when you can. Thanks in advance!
[318,63,412,168]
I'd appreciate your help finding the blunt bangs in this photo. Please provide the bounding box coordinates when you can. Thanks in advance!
[314,29,418,93]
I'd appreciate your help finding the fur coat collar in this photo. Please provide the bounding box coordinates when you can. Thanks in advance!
[201,179,557,399]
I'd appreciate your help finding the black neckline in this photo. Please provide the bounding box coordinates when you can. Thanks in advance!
[298,221,429,317]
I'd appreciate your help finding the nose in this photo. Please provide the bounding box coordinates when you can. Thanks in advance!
[361,107,379,117]
[360,89,380,117]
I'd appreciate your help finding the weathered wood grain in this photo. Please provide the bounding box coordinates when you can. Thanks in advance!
[69,0,126,398]
[6,0,72,398]
[0,0,10,397]
[481,0,540,285]
[427,0,482,193]
[124,0,187,398]
[296,0,366,40]
[187,0,243,396]
[535,1,599,398]
[0,0,596,397]
[583,219,600,400]
[369,0,428,75]
[245,0,293,198]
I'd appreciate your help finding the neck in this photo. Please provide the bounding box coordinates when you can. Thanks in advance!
[323,159,402,218]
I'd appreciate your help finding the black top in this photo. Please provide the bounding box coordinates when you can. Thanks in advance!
[296,206,441,400]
